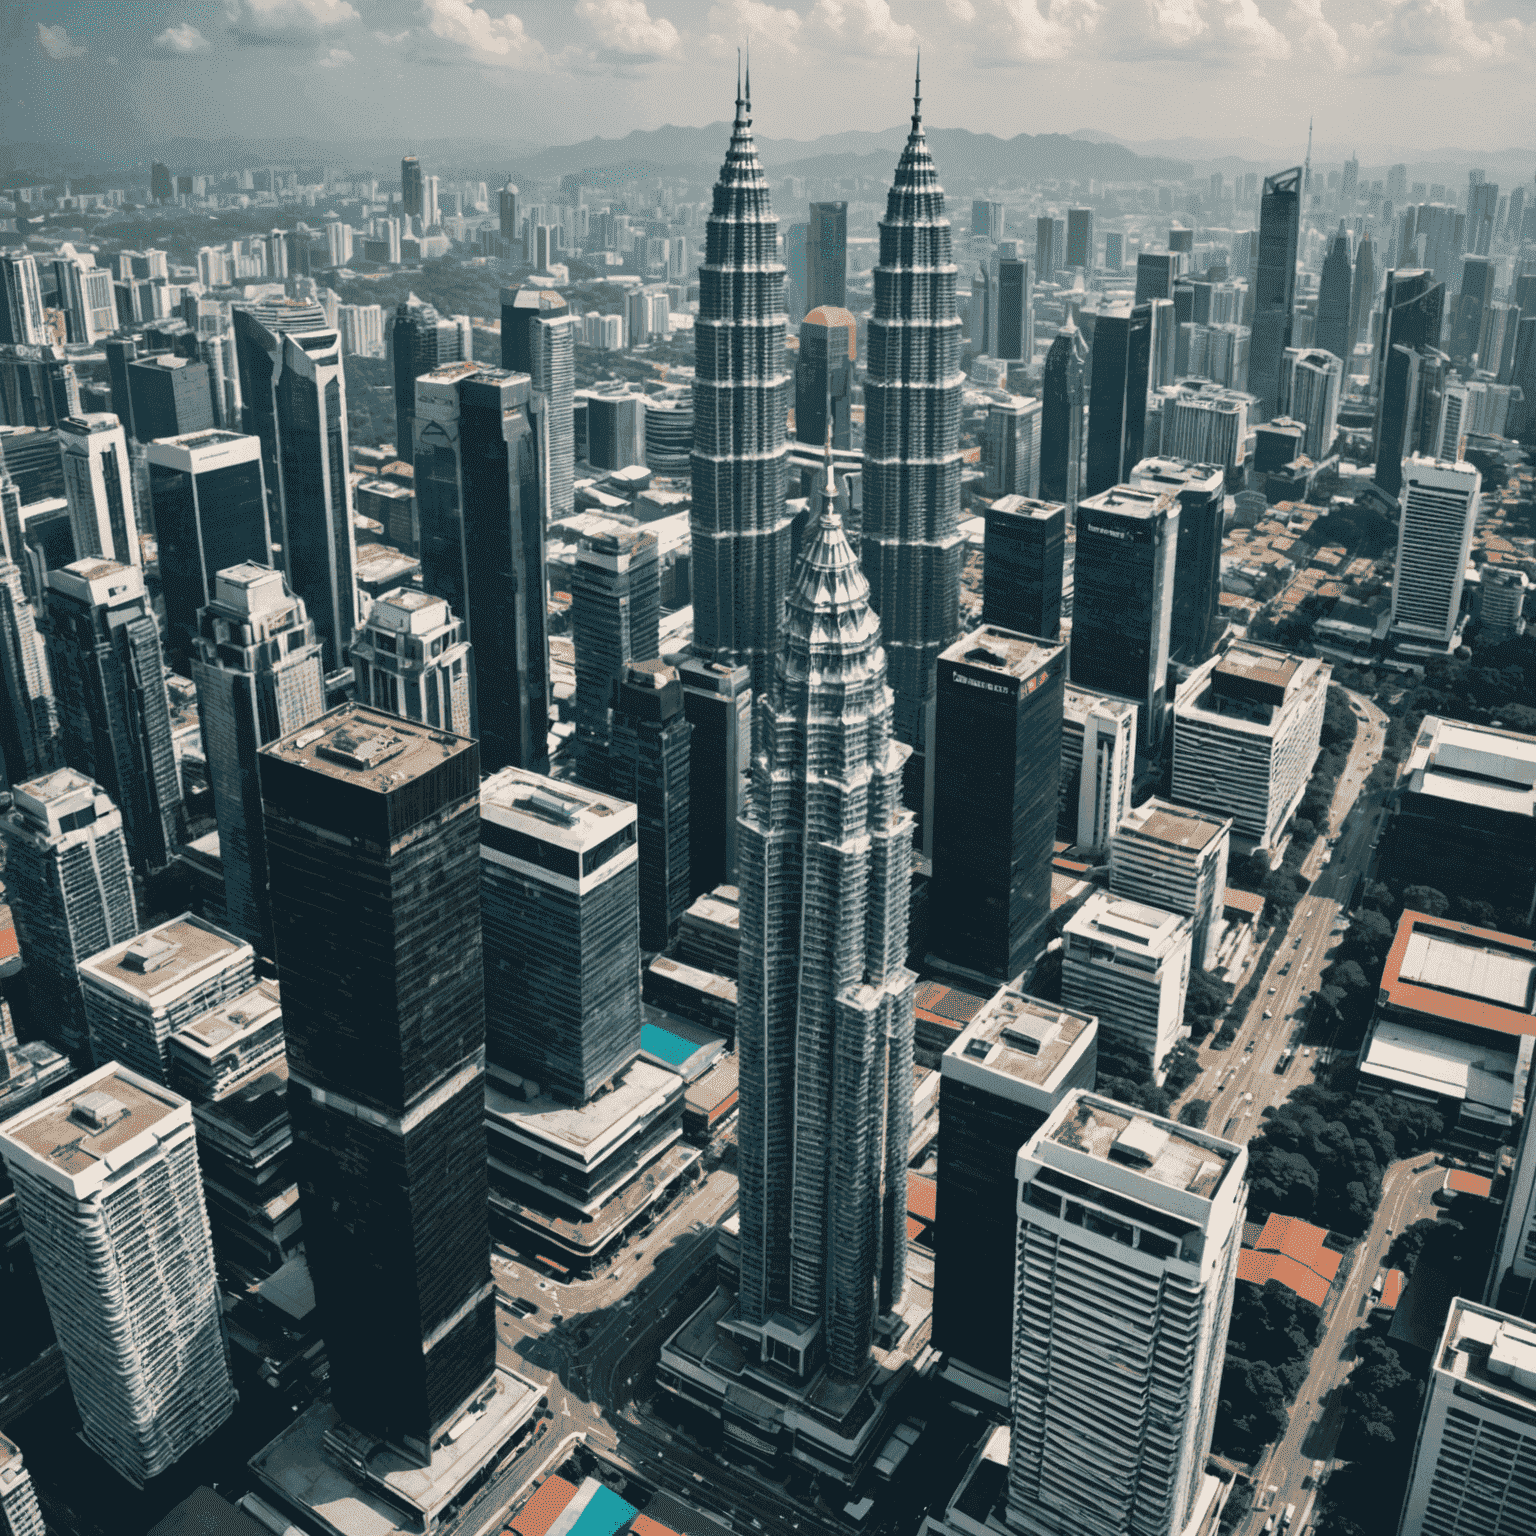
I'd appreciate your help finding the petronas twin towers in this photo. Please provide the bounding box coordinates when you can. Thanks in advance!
[695,65,958,1382]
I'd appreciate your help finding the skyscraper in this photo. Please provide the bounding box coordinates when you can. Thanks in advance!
[1249,167,1303,420]
[1278,347,1342,460]
[126,355,215,443]
[1084,304,1152,496]
[349,588,471,735]
[45,560,184,872]
[0,769,137,1058]
[415,363,550,772]
[1450,256,1496,365]
[982,496,1064,641]
[400,155,423,222]
[0,254,46,348]
[1314,223,1354,362]
[0,558,59,786]
[191,564,324,957]
[1065,207,1094,271]
[930,626,1065,984]
[1070,484,1179,753]
[0,1434,44,1536]
[260,704,494,1463]
[1134,252,1179,304]
[1109,798,1232,971]
[862,67,964,843]
[1005,1091,1244,1536]
[52,251,116,346]
[807,201,848,310]
[1373,270,1446,497]
[794,306,856,450]
[0,1064,237,1487]
[58,414,138,568]
[1040,321,1089,508]
[498,182,519,244]
[1391,454,1481,647]
[500,287,575,524]
[1035,216,1065,283]
[982,395,1041,497]
[736,467,915,1382]
[1128,457,1224,666]
[147,430,271,670]
[610,660,693,954]
[679,656,750,897]
[691,70,793,692]
[1064,688,1137,850]
[972,200,1003,240]
[987,243,1032,362]
[387,300,464,463]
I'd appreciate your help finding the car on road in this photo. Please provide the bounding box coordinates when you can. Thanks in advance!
[1263,1009,1273,1018]
[1268,985,1278,994]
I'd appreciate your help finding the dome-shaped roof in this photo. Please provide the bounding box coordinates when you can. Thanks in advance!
[801,306,857,360]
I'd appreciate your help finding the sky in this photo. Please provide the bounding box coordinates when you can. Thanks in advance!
[4,0,1535,161]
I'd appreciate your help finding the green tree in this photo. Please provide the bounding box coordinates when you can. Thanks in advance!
[1178,1099,1211,1129]
[1386,1218,1438,1275]
[1402,885,1450,918]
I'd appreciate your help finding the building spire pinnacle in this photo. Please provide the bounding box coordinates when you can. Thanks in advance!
[912,50,922,136]
[744,42,751,116]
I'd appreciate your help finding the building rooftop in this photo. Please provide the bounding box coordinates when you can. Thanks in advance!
[986,494,1064,522]
[47,558,145,607]
[1214,641,1301,693]
[1399,716,1536,821]
[172,978,282,1062]
[942,625,1062,680]
[1076,484,1176,521]
[943,989,1097,1098]
[264,704,473,792]
[1436,1299,1536,1411]
[1047,1092,1238,1201]
[485,1058,680,1165]
[481,766,635,853]
[1128,457,1224,492]
[1121,798,1229,853]
[1380,910,1536,1038]
[80,913,250,1007]
[1062,685,1138,728]
[1064,891,1192,959]
[1236,1212,1342,1309]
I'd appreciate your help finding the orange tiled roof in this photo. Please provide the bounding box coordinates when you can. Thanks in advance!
[510,1477,580,1536]
[1446,1169,1494,1198]
[1255,1212,1343,1282]
[1236,1250,1331,1309]
[1382,912,1536,1039]
[908,1172,937,1225]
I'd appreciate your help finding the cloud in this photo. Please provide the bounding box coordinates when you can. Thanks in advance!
[318,45,354,65]
[374,28,413,43]
[152,22,212,55]
[705,0,804,55]
[807,0,919,55]
[37,23,86,59]
[1349,0,1522,72]
[992,0,1100,62]
[226,0,359,44]
[422,0,548,66]
[1214,0,1290,58]
[576,0,681,59]
[944,0,977,19]
[705,0,915,57]
[1287,0,1346,65]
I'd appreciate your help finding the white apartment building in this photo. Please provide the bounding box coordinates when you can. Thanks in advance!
[1062,686,1136,852]
[1110,799,1232,971]
[1006,1091,1246,1536]
[335,302,384,359]
[59,413,139,568]
[1397,1299,1536,1536]
[1392,455,1482,647]
[1061,892,1193,1074]
[0,1064,236,1487]
[1172,642,1330,853]
[1278,346,1342,459]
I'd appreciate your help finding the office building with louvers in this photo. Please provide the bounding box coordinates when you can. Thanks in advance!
[479,768,641,1105]
[1391,455,1482,648]
[0,556,60,786]
[501,288,575,526]
[1110,799,1232,972]
[350,588,471,738]
[259,705,494,1464]
[1061,686,1136,851]
[930,627,1065,985]
[0,1064,237,1488]
[934,992,1097,1407]
[59,414,138,569]
[679,656,750,897]
[982,497,1065,642]
[1128,457,1224,666]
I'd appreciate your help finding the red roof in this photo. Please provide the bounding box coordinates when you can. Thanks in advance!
[1445,1169,1494,1198]
[905,1216,925,1243]
[1223,887,1266,917]
[1254,1213,1342,1282]
[510,1477,580,1536]
[907,1172,937,1225]
[1237,1250,1332,1310]
[629,1517,685,1536]
[1379,1268,1406,1310]
[1381,911,1536,1039]
[913,981,989,1032]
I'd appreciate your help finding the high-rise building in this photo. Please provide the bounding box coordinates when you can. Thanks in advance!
[933,992,1097,1407]
[126,355,214,443]
[230,307,357,670]
[1249,167,1303,420]
[501,287,575,525]
[479,768,640,1103]
[0,558,59,786]
[400,156,423,221]
[1314,223,1354,362]
[610,661,693,954]
[1151,380,1254,474]
[1372,268,1445,495]
[1035,216,1065,283]
[0,254,46,348]
[1084,304,1152,495]
[987,244,1032,363]
[1467,179,1499,256]
[862,70,964,846]
[260,704,493,1463]
[498,182,519,243]
[1040,321,1089,508]
[0,1433,44,1536]
[191,564,324,956]
[583,384,646,471]
[350,588,472,736]
[982,395,1041,497]
[570,527,660,790]
[147,431,270,669]
[735,470,914,1383]
[387,300,464,464]
[415,363,550,772]
[690,77,792,693]
[1277,347,1342,460]
[1110,798,1232,971]
[1391,454,1481,647]
[1128,457,1224,666]
[972,200,1003,240]
[982,495,1064,641]
[79,913,256,1087]
[1005,1091,1245,1536]
[1065,208,1094,271]
[1479,567,1528,642]
[1450,256,1496,366]
[930,627,1065,984]
[58,414,137,568]
[1135,252,1179,304]
[1396,1299,1536,1536]
[1104,233,1124,271]
[1172,642,1330,853]
[795,306,856,450]
[45,559,183,872]
[0,1063,237,1487]
[0,347,81,430]
[0,769,137,1058]
[1070,484,1179,753]
[1064,687,1137,851]
[52,252,116,346]
[679,656,750,897]
[784,220,809,323]
[807,201,847,310]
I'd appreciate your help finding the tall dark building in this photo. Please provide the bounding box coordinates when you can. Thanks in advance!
[45,559,184,872]
[1070,484,1179,753]
[497,182,519,243]
[1373,270,1446,498]
[102,337,138,439]
[1450,257,1496,366]
[0,559,59,787]
[992,247,1031,362]
[862,67,964,846]
[400,156,423,222]
[126,356,214,444]
[1249,167,1303,420]
[806,201,847,310]
[930,627,1066,983]
[1035,216,1064,283]
[1134,252,1178,303]
[982,496,1064,642]
[415,363,550,773]
[1083,304,1152,497]
[499,288,574,524]
[260,704,493,1465]
[610,661,692,954]
[794,306,855,450]
[150,163,174,203]
[146,431,271,670]
[679,656,750,898]
[1349,231,1375,361]
[1065,208,1094,271]
[388,301,463,465]
[1129,457,1225,665]
[1314,223,1354,362]
[1040,321,1088,508]
[691,70,792,692]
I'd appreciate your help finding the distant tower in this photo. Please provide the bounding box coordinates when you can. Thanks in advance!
[1278,347,1342,459]
[1314,223,1354,362]
[1348,230,1375,360]
[0,559,60,786]
[1065,208,1094,271]
[1249,167,1303,420]
[862,63,965,848]
[192,564,324,958]
[500,287,575,524]
[0,769,137,1059]
[1129,458,1225,667]
[736,461,915,1382]
[387,300,464,464]
[806,201,848,310]
[690,64,793,693]
[350,588,472,736]
[400,156,423,222]
[1040,321,1089,509]
[1083,304,1152,496]
[58,413,138,568]
[795,307,856,451]
[45,559,184,873]
[0,1064,237,1488]
[0,253,46,347]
